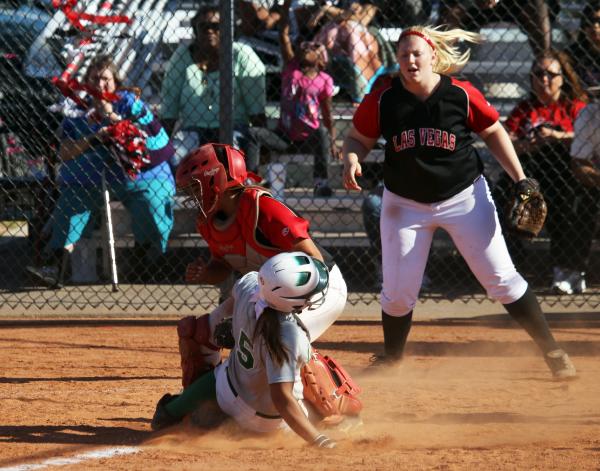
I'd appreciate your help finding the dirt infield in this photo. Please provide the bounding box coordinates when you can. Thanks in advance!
[1,317,600,470]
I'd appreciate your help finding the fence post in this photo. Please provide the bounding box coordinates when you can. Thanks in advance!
[219,0,234,145]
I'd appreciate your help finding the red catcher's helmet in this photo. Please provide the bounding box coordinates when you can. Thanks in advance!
[176,143,259,219]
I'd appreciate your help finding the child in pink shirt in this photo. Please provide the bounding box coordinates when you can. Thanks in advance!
[245,0,339,197]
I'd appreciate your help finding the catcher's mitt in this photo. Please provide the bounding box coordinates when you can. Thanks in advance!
[505,178,547,238]
[301,350,363,425]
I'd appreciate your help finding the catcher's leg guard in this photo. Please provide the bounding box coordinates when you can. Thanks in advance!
[178,315,221,388]
[151,393,182,431]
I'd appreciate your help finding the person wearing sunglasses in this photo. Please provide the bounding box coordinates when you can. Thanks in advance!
[160,4,268,172]
[499,50,590,294]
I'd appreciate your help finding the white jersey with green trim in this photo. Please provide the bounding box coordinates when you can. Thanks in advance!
[227,272,311,416]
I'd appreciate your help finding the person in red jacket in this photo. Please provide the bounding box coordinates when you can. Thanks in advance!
[174,143,347,388]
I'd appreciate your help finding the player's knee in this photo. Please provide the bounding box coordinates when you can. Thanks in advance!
[177,314,217,350]
[381,291,416,316]
[485,273,528,305]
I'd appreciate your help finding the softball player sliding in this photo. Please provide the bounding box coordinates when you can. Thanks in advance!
[342,25,576,379]
[152,252,337,448]
[174,143,347,388]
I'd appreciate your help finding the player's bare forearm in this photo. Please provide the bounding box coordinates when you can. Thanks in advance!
[342,126,377,191]
[342,132,372,163]
[291,238,324,262]
[270,382,321,444]
[480,121,526,182]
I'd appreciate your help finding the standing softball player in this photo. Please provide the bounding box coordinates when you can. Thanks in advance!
[342,25,576,379]
[175,143,347,388]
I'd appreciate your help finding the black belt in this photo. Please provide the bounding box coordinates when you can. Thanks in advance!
[225,367,281,420]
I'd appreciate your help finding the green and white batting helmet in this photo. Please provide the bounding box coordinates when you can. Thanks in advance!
[258,252,330,314]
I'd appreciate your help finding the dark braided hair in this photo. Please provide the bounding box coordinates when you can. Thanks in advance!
[253,307,290,366]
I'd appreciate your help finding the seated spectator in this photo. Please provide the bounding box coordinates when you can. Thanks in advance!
[160,4,267,172]
[26,55,176,287]
[244,0,338,197]
[496,50,588,293]
[237,0,282,36]
[372,0,433,27]
[313,1,384,103]
[568,93,600,294]
[564,1,600,88]
[437,0,560,56]
[307,0,378,30]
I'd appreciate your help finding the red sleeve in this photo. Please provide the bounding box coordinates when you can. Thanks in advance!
[352,80,391,139]
[452,78,499,133]
[572,99,587,121]
[504,101,530,137]
[256,195,311,250]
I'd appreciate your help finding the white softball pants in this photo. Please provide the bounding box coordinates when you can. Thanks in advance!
[215,361,286,433]
[380,176,528,316]
[297,264,347,341]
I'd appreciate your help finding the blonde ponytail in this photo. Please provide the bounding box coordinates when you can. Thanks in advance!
[400,25,481,74]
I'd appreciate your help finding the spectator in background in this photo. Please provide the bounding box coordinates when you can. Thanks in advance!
[237,0,282,36]
[372,0,432,27]
[307,0,378,30]
[26,55,175,287]
[564,1,600,88]
[160,4,267,172]
[313,1,383,103]
[244,0,338,197]
[568,92,600,293]
[498,50,588,293]
[437,0,560,56]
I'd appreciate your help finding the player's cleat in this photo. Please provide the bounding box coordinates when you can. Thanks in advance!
[151,393,182,431]
[26,265,62,289]
[544,349,577,380]
[368,354,402,367]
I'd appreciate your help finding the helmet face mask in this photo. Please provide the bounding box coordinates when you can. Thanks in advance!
[180,175,219,220]
[175,143,251,220]
[258,252,330,314]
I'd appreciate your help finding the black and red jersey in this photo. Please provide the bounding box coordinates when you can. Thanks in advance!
[353,75,499,203]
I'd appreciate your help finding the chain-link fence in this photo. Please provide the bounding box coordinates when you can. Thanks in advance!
[0,0,598,311]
